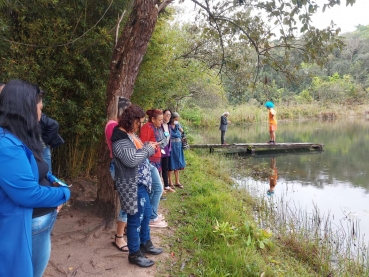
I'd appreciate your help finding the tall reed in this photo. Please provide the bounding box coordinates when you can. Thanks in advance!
[238,179,369,276]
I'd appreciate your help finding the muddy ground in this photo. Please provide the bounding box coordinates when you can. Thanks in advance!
[44,178,175,277]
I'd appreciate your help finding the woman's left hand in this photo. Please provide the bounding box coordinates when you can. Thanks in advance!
[56,204,63,213]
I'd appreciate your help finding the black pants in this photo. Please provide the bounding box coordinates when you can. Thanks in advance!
[221,131,226,144]
[161,156,170,187]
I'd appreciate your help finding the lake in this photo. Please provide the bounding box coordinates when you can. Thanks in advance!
[192,118,369,249]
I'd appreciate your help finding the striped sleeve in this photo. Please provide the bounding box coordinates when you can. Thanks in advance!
[112,139,155,168]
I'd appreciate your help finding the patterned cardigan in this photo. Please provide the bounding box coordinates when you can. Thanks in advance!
[111,127,155,215]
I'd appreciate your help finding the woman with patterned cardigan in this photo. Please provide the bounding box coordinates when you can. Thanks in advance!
[111,104,163,268]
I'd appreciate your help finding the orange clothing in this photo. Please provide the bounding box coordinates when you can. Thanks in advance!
[269,167,278,188]
[268,108,277,125]
[269,124,277,132]
[131,134,143,150]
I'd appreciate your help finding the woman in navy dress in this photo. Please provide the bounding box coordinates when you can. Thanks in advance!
[168,112,186,188]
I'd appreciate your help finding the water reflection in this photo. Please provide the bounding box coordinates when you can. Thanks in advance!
[267,157,278,197]
[193,119,369,191]
[191,119,369,252]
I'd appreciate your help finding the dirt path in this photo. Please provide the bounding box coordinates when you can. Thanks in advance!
[44,178,172,277]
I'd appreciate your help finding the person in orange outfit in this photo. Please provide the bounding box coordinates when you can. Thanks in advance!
[265,101,277,144]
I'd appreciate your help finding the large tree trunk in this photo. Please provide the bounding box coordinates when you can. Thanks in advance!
[96,0,164,223]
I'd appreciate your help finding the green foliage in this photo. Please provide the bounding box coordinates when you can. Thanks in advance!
[132,17,225,111]
[308,73,364,104]
[0,0,129,177]
[180,106,202,126]
[295,89,313,103]
[212,219,274,250]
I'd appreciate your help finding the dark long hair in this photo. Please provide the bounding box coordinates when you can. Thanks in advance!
[118,104,145,133]
[0,79,44,160]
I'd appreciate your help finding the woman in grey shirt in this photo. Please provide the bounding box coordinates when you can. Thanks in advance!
[219,111,230,145]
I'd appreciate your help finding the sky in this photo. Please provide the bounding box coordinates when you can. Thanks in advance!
[311,0,369,32]
[173,0,369,33]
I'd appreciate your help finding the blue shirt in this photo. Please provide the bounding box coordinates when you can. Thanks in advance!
[0,128,70,277]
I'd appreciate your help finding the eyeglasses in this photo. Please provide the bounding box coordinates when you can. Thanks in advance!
[165,113,171,116]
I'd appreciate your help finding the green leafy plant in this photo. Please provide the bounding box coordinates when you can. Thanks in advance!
[241,221,274,250]
[213,219,239,242]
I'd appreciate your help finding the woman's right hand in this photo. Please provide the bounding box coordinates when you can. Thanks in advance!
[148,141,160,149]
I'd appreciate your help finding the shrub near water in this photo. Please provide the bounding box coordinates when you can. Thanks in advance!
[161,150,321,277]
[181,103,369,128]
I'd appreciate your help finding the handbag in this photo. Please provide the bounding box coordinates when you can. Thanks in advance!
[181,132,190,150]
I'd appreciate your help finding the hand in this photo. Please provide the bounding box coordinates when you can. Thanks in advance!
[56,204,63,213]
[149,141,160,148]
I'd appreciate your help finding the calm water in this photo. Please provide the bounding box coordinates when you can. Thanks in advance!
[192,119,369,243]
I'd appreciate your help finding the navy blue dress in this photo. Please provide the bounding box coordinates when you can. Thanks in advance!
[168,124,186,170]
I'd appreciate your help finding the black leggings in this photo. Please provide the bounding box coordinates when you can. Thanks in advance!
[161,156,170,188]
[221,130,226,144]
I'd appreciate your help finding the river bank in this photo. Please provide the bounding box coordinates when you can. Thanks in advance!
[46,149,367,276]
[161,150,368,276]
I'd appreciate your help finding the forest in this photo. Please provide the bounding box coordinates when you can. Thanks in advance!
[0,0,367,179]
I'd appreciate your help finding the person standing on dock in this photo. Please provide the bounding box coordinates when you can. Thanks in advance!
[265,102,277,144]
[219,111,230,145]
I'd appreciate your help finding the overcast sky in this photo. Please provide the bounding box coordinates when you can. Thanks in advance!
[311,0,369,32]
[174,0,369,33]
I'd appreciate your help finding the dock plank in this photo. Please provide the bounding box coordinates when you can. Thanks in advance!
[190,142,324,154]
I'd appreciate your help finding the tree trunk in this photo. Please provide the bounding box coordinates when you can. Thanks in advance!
[96,0,160,223]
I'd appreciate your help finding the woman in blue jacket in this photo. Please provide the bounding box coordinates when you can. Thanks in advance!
[0,80,71,277]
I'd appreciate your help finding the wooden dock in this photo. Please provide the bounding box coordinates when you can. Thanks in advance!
[190,142,324,154]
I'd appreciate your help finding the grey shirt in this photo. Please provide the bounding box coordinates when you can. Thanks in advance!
[219,115,228,131]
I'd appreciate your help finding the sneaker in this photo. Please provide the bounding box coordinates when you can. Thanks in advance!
[160,196,167,201]
[158,214,165,221]
[149,220,168,228]
[267,140,273,144]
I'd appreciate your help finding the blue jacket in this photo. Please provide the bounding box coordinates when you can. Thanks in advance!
[0,128,70,277]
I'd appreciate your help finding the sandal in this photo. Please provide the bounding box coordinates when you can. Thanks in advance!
[174,183,184,189]
[112,234,129,252]
[164,186,176,192]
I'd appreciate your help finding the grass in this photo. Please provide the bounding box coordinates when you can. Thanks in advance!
[159,150,324,277]
[159,149,369,277]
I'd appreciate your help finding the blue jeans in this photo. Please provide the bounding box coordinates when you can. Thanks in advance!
[110,161,127,223]
[32,210,57,277]
[149,163,163,221]
[42,146,52,174]
[126,185,152,253]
